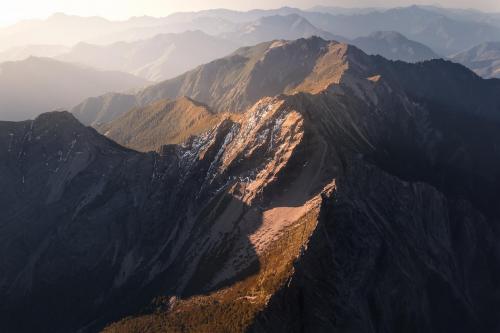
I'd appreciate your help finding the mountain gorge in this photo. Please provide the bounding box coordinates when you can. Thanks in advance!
[2,36,500,333]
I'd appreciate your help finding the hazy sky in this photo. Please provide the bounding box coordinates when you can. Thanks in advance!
[2,0,499,26]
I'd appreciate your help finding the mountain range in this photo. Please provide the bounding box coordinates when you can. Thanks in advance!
[2,4,500,333]
[56,14,342,82]
[298,6,500,55]
[0,44,69,63]
[2,5,500,56]
[2,36,500,333]
[57,30,238,81]
[220,14,343,46]
[72,38,346,125]
[71,32,439,128]
[3,3,500,110]
[351,30,439,63]
[0,57,149,121]
[63,17,432,85]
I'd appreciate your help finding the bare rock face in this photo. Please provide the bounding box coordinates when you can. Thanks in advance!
[1,38,500,333]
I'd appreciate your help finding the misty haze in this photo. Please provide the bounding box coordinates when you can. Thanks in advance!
[1,1,500,333]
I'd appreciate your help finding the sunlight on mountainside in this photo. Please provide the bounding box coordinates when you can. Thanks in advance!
[1,1,500,333]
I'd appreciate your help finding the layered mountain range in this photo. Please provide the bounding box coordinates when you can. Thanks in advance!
[1,37,500,333]
[2,5,500,55]
[298,6,500,55]
[351,31,439,63]
[3,5,500,123]
[56,31,238,82]
[220,14,343,46]
[0,44,69,63]
[72,33,438,128]
[38,16,436,86]
[0,57,149,121]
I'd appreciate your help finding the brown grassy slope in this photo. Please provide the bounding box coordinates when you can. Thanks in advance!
[98,97,221,152]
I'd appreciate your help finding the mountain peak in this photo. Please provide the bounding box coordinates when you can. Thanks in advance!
[34,110,80,125]
[74,37,368,125]
[369,30,406,40]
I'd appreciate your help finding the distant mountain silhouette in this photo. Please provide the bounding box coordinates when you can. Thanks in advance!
[0,13,135,51]
[0,57,149,121]
[451,41,500,78]
[2,6,500,56]
[57,30,238,81]
[300,6,500,55]
[221,14,345,46]
[352,31,440,62]
[0,44,69,62]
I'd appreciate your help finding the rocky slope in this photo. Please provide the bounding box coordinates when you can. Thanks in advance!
[451,42,500,78]
[1,37,500,333]
[0,57,149,121]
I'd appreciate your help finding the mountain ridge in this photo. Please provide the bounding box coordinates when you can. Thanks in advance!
[72,37,359,125]
[2,36,500,333]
